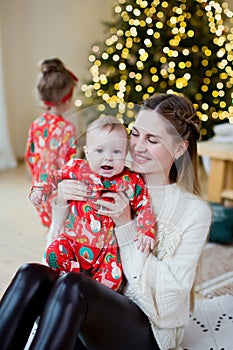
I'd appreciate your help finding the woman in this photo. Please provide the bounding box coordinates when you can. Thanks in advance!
[0,93,211,350]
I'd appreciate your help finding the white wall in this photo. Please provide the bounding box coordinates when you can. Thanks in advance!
[0,0,114,158]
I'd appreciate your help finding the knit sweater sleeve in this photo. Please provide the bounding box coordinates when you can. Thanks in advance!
[115,220,149,281]
[115,198,212,327]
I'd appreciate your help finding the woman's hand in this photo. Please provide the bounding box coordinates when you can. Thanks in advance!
[94,191,132,227]
[56,180,88,205]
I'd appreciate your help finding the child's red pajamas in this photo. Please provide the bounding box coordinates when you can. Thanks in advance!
[25,113,76,227]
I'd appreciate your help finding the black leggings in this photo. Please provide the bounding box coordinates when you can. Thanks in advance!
[0,263,159,350]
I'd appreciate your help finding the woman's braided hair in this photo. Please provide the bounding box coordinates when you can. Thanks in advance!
[143,93,200,141]
[174,109,200,142]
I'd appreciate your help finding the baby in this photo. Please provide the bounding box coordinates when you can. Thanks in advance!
[30,115,156,291]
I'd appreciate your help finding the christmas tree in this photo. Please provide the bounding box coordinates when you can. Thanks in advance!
[76,0,233,139]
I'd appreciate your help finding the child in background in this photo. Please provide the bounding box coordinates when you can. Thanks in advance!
[25,58,78,228]
[30,115,156,291]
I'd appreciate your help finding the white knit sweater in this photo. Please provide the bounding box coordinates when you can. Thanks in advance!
[115,183,212,350]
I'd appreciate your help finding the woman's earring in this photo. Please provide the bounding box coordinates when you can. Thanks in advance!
[83,146,88,156]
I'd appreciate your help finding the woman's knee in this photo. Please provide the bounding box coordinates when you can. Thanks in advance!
[16,263,58,285]
[55,273,91,306]
[57,272,87,293]
[17,262,45,275]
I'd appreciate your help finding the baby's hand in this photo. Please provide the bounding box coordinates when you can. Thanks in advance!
[29,189,43,206]
[136,235,154,254]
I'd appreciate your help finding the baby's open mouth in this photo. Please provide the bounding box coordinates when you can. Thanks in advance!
[101,165,113,170]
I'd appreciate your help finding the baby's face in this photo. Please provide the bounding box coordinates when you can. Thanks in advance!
[85,128,128,178]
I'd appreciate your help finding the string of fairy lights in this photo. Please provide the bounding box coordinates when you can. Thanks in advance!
[75,0,233,135]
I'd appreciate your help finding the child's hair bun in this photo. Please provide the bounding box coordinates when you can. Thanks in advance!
[41,58,65,75]
[37,57,77,105]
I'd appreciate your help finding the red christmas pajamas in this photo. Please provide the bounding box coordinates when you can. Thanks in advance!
[25,113,77,227]
[33,158,156,291]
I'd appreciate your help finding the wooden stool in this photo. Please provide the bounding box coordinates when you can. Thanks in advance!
[197,141,233,203]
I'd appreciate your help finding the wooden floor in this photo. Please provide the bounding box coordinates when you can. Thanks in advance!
[0,162,46,297]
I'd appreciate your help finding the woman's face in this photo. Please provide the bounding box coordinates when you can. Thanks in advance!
[130,109,182,185]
